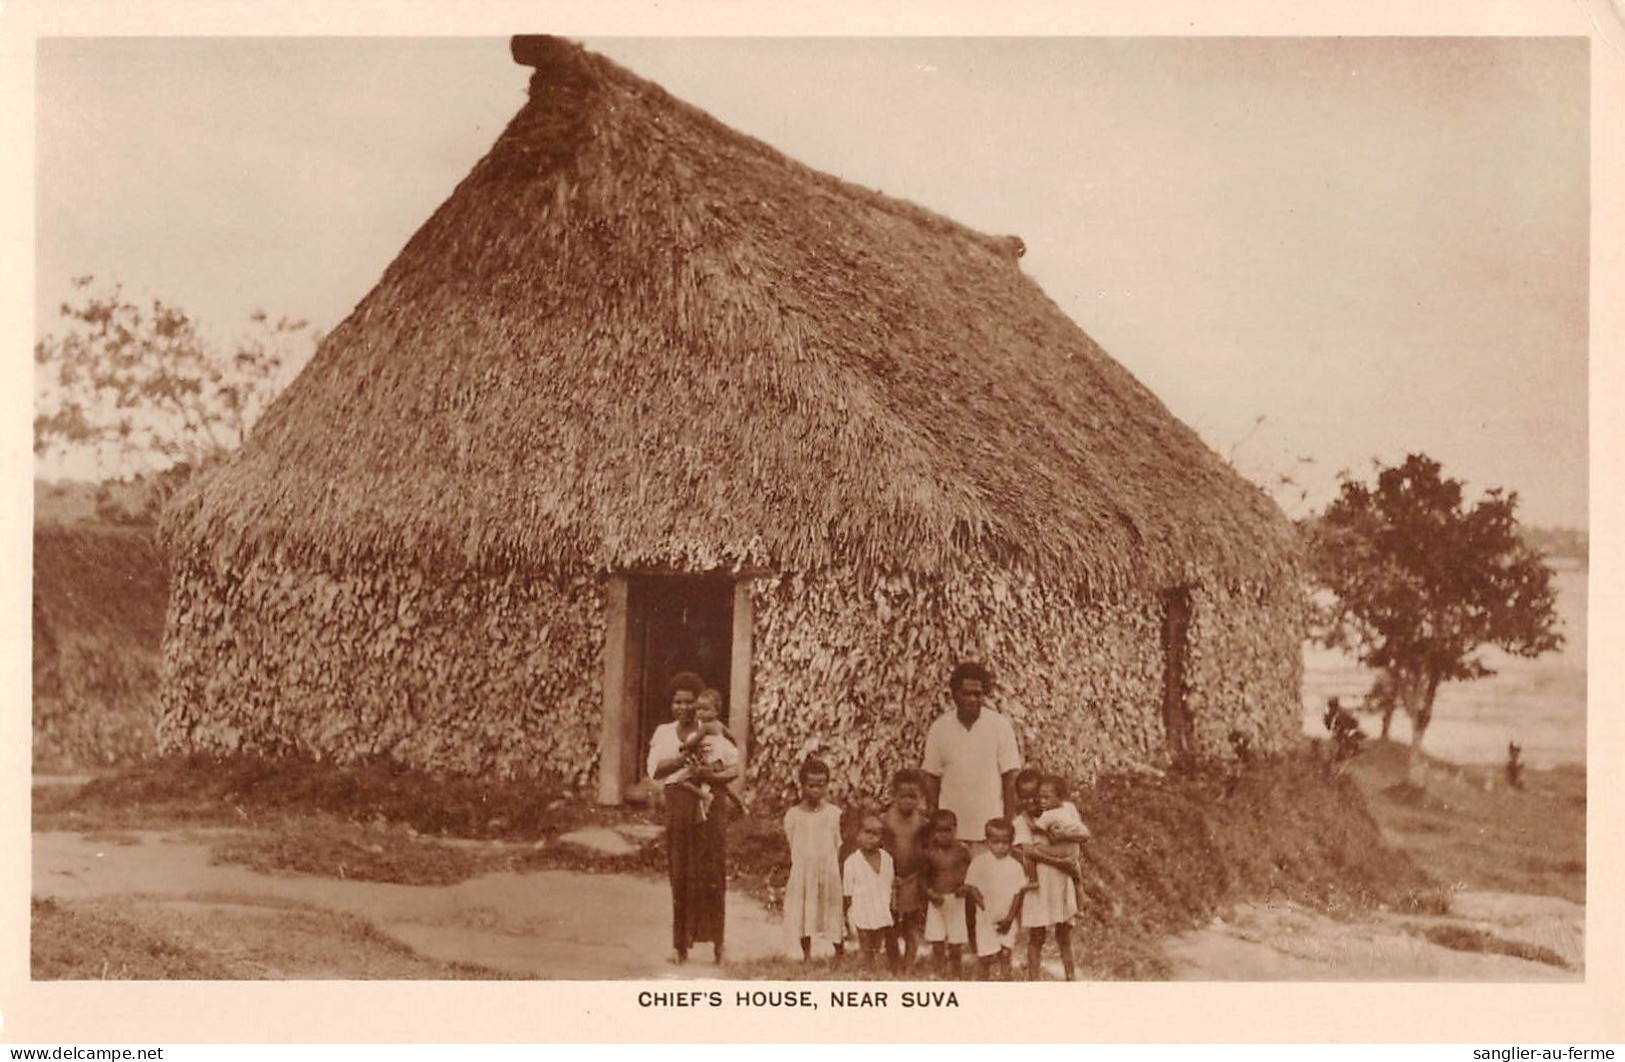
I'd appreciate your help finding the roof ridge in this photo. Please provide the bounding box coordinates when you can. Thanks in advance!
[516,36,1027,264]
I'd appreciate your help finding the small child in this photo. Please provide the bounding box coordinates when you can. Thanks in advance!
[1012,770,1078,981]
[921,808,972,978]
[880,768,931,970]
[665,688,741,821]
[1032,774,1091,884]
[963,818,1033,981]
[842,813,896,971]
[782,757,845,961]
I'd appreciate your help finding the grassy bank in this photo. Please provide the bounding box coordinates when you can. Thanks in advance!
[1346,739,1585,905]
[32,896,504,980]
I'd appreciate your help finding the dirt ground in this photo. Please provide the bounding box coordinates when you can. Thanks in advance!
[33,828,782,979]
[32,817,1581,982]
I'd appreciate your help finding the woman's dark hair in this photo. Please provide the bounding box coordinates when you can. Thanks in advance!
[798,757,830,784]
[949,661,993,692]
[1014,768,1043,793]
[666,671,706,699]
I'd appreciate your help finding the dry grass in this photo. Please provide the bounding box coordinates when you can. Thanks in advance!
[35,752,581,840]
[31,897,229,980]
[1416,924,1569,969]
[31,896,505,980]
[1347,739,1584,904]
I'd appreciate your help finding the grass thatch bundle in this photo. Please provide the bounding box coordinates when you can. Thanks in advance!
[162,37,1299,595]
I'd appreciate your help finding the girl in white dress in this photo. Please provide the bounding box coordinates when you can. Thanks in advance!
[782,758,845,961]
[1012,769,1079,980]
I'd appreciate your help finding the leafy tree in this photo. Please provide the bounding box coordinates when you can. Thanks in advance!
[1306,454,1563,779]
[34,276,313,477]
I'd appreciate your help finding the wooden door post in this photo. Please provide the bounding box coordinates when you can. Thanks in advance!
[598,575,630,805]
[729,579,754,770]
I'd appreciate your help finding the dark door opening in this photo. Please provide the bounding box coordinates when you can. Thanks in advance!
[1160,586,1193,761]
[627,575,735,779]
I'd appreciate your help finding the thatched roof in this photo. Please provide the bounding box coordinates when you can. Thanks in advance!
[165,36,1300,593]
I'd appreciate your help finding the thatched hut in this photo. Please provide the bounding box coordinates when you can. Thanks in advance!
[159,37,1305,802]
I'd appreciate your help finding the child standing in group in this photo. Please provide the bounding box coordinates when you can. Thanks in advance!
[1032,774,1091,883]
[782,758,845,961]
[921,808,972,978]
[964,818,1033,981]
[1012,769,1078,981]
[842,813,896,971]
[880,768,931,970]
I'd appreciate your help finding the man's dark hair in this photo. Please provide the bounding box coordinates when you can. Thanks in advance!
[949,661,993,692]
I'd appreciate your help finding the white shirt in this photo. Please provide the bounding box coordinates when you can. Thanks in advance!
[921,707,1022,841]
[842,849,895,931]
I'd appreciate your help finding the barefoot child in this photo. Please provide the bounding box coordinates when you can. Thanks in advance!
[880,768,931,970]
[783,758,845,961]
[922,808,972,978]
[842,813,895,971]
[1012,770,1078,981]
[964,818,1032,981]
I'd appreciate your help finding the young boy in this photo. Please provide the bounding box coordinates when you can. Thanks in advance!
[880,768,931,970]
[963,818,1033,981]
[921,808,972,979]
[842,813,896,971]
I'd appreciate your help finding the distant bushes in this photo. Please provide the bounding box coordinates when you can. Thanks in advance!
[32,524,169,768]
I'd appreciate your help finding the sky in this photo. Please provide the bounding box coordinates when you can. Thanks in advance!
[33,36,1590,528]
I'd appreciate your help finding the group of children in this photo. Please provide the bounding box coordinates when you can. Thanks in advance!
[781,759,1102,980]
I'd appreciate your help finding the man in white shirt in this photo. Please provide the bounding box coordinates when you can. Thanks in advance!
[921,661,1023,853]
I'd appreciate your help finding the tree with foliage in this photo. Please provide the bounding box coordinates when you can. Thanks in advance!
[1306,454,1563,780]
[34,276,313,478]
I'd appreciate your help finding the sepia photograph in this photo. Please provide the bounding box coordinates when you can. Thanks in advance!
[6,7,1622,1046]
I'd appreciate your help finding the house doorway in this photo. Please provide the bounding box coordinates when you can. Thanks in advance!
[628,575,735,778]
[1160,586,1194,761]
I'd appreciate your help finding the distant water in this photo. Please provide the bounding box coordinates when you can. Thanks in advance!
[1301,566,1587,768]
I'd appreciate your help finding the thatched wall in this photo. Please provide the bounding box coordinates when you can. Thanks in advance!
[1186,582,1307,758]
[159,552,604,781]
[160,553,1303,793]
[748,566,1168,805]
[33,525,169,767]
[748,567,1305,805]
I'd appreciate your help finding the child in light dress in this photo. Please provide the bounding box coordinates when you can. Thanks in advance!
[964,817,1033,981]
[921,808,972,978]
[1012,769,1079,981]
[783,757,845,961]
[664,688,741,821]
[1031,774,1091,883]
[842,812,895,971]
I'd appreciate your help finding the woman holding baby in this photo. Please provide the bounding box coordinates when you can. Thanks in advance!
[645,670,740,964]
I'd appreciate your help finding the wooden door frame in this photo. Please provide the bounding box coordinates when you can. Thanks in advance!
[597,574,755,805]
